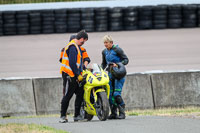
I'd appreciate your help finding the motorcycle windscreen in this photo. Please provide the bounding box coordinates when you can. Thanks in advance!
[91,63,102,76]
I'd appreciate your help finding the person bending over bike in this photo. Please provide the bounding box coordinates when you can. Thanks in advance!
[59,31,89,123]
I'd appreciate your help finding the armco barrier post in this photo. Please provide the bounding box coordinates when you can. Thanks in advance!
[123,73,154,110]
[151,72,200,108]
[0,78,36,117]
[32,77,75,115]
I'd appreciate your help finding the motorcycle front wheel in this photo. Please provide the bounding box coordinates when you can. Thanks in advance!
[95,91,109,121]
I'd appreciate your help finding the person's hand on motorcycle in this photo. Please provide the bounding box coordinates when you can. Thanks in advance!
[83,65,86,70]
[77,74,84,82]
[83,61,89,70]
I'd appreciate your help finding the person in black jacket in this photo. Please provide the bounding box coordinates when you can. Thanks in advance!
[101,35,129,119]
[59,34,90,97]
[59,31,89,123]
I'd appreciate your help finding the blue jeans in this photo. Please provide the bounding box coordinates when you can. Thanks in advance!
[108,72,125,106]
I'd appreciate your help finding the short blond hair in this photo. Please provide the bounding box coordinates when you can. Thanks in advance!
[103,35,113,43]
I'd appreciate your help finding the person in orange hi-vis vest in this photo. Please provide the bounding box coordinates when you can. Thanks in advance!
[59,30,89,123]
[59,35,90,70]
[59,34,90,97]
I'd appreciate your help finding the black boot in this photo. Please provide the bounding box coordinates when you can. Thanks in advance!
[108,105,118,119]
[117,104,125,119]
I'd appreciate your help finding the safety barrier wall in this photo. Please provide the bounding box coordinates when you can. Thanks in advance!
[0,4,200,36]
[0,78,36,117]
[0,71,200,117]
[32,77,63,115]
[32,77,76,115]
[151,72,200,108]
[123,74,154,110]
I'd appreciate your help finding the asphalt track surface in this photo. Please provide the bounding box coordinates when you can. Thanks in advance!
[0,28,200,78]
[1,116,200,133]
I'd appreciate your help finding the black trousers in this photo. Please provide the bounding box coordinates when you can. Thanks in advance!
[60,73,84,117]
[62,72,68,90]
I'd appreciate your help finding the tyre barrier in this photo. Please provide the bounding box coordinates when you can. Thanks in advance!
[0,12,3,36]
[153,5,168,29]
[0,4,200,36]
[29,10,42,34]
[95,7,108,32]
[198,9,200,26]
[1,71,200,117]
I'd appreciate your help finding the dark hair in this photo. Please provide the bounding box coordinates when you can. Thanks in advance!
[69,34,76,42]
[76,30,88,40]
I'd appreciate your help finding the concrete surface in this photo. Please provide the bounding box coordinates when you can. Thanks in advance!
[1,71,200,116]
[123,74,154,110]
[1,116,200,133]
[151,71,200,108]
[32,77,76,115]
[0,28,200,78]
[0,78,36,117]
[33,77,63,115]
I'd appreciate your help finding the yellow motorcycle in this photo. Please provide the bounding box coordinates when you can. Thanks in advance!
[79,63,110,121]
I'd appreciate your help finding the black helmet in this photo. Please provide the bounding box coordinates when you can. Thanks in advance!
[111,62,127,79]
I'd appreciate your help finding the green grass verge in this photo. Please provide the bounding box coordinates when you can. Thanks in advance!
[0,123,68,133]
[127,106,200,117]
[0,114,60,119]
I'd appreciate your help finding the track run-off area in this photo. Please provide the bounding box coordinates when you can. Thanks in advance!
[0,28,200,78]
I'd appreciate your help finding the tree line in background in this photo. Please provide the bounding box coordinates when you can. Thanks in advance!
[0,0,95,4]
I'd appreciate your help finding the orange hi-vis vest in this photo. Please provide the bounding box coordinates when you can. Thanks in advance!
[60,40,82,77]
[60,48,64,59]
[80,47,89,59]
[60,47,88,61]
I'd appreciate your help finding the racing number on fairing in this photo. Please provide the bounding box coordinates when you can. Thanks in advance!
[88,76,93,84]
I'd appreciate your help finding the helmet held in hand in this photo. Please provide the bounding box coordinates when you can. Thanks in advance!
[111,62,127,79]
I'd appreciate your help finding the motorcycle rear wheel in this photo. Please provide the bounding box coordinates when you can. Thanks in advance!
[95,91,109,121]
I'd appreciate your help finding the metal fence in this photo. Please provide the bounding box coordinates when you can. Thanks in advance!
[0,0,96,4]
